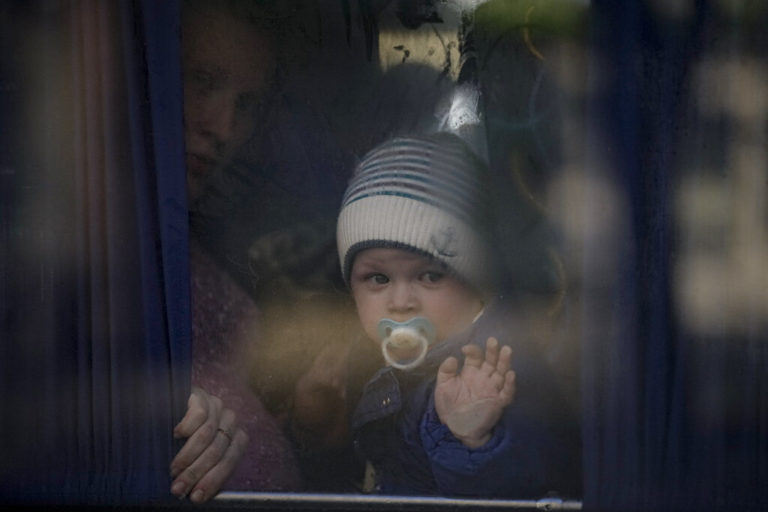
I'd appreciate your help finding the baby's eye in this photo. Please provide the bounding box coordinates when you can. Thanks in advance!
[421,271,444,284]
[368,273,389,285]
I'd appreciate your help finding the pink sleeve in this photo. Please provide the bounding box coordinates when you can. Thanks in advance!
[190,245,303,491]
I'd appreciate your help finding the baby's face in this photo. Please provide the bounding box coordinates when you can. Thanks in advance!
[349,248,484,355]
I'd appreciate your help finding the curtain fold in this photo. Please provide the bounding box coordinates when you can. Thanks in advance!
[0,0,188,504]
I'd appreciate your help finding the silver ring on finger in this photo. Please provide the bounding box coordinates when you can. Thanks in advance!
[217,427,233,444]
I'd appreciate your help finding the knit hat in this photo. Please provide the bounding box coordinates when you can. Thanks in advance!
[337,132,495,290]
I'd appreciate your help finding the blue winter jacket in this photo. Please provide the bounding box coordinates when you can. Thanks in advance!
[350,296,581,498]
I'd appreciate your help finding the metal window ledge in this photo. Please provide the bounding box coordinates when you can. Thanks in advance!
[212,492,582,511]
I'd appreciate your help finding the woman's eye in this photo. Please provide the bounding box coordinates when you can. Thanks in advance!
[235,92,257,114]
[187,70,216,94]
[421,271,443,284]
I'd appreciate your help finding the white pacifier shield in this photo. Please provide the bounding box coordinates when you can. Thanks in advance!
[377,317,437,371]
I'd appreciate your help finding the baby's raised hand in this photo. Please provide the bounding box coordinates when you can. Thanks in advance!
[434,337,515,448]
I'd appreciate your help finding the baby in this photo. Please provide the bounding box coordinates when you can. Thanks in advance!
[337,132,580,498]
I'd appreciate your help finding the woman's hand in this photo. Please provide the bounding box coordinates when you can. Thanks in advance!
[434,337,516,448]
[170,387,248,503]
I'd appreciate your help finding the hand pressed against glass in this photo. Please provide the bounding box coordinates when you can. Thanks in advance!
[349,247,514,448]
[435,338,515,448]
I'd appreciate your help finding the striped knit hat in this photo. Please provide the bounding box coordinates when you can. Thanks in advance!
[337,132,494,290]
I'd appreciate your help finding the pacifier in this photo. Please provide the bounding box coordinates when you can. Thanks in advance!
[376,317,437,371]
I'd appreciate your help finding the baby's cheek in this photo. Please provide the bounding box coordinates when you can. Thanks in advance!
[362,324,380,347]
[435,323,463,344]
[353,309,376,344]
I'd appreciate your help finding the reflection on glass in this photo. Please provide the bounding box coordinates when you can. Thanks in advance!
[675,55,768,338]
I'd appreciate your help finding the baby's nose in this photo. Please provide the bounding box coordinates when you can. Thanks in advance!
[388,282,417,312]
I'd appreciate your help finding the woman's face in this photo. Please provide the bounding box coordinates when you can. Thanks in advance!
[182,8,275,203]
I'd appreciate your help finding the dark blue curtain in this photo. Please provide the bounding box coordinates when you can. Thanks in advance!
[0,0,189,504]
[582,2,767,511]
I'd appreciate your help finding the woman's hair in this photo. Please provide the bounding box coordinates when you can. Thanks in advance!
[182,0,284,36]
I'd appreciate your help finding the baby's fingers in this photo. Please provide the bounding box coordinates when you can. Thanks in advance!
[437,356,459,385]
[483,337,499,372]
[496,344,513,376]
[499,370,516,406]
[461,344,485,369]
